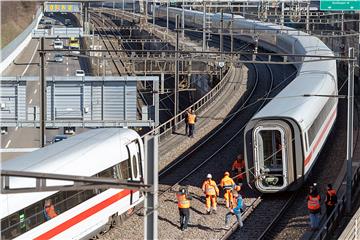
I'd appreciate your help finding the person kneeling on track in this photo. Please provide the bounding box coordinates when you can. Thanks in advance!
[225,191,244,228]
[220,171,235,209]
[202,173,219,215]
[176,187,192,231]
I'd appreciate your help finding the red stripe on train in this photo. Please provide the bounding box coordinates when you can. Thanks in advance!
[304,107,337,167]
[34,189,132,240]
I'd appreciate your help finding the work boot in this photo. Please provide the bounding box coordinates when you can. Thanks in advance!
[206,210,211,215]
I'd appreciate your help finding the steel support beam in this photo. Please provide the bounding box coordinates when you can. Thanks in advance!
[144,134,159,240]
[0,170,151,194]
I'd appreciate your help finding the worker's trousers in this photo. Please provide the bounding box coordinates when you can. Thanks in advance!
[179,208,190,230]
[224,190,233,208]
[309,213,320,229]
[205,195,217,212]
[188,124,195,137]
[225,211,243,227]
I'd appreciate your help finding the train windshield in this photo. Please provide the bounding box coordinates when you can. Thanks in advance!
[254,127,287,190]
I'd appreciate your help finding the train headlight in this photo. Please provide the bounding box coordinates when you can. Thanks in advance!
[265,177,279,185]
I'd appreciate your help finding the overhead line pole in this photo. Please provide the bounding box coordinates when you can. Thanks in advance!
[39,37,46,148]
[174,15,180,129]
[346,47,355,214]
[203,1,206,51]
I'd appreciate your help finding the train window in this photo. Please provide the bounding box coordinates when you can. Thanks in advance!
[308,97,336,146]
[97,167,114,178]
[132,156,138,178]
[120,159,131,179]
[1,189,97,239]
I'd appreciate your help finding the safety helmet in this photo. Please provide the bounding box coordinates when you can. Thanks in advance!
[235,185,241,192]
[207,173,212,179]
[224,171,230,176]
[180,187,186,194]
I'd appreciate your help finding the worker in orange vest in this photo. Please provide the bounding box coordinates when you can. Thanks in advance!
[44,199,58,220]
[176,187,192,231]
[231,154,246,184]
[220,172,235,208]
[187,109,196,138]
[202,173,219,215]
[325,184,337,218]
[307,185,321,230]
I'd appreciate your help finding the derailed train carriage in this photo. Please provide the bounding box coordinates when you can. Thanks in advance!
[155,6,338,193]
[1,128,144,239]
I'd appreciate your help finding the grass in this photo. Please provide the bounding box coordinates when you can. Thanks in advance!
[0,1,39,49]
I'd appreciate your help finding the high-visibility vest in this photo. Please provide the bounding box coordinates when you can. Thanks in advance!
[202,180,218,196]
[188,114,196,124]
[326,189,337,206]
[221,176,235,190]
[307,195,320,210]
[232,160,245,171]
[45,205,58,219]
[177,193,190,208]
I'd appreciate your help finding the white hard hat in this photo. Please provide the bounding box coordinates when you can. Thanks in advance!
[207,174,212,179]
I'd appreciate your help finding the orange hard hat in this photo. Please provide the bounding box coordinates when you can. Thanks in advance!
[235,185,241,191]
[224,171,230,176]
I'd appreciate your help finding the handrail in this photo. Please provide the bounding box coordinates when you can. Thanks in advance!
[142,65,235,142]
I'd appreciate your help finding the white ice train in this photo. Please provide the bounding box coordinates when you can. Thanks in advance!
[155,7,338,193]
[1,128,144,239]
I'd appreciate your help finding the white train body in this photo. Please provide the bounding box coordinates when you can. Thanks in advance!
[1,128,144,239]
[155,7,337,193]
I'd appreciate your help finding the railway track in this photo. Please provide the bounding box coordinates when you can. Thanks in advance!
[99,29,297,239]
[89,8,299,240]
[91,11,176,121]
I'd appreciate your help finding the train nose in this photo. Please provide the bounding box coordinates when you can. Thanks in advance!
[249,120,295,193]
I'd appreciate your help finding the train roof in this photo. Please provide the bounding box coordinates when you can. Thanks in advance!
[251,33,337,130]
[1,128,140,219]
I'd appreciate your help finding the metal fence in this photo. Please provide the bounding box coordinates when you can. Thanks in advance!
[1,8,42,62]
[142,65,235,142]
[0,76,159,128]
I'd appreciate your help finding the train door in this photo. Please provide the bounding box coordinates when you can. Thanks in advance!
[126,141,140,181]
[253,121,294,192]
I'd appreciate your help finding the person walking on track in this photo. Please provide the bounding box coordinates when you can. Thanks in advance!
[176,187,192,231]
[231,154,246,184]
[187,109,196,138]
[225,191,244,228]
[325,184,337,218]
[307,185,321,230]
[220,172,236,209]
[202,173,219,215]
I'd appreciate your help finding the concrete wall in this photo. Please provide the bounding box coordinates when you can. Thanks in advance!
[0,8,43,73]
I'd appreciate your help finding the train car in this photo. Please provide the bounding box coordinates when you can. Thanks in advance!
[1,128,144,239]
[155,6,338,193]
